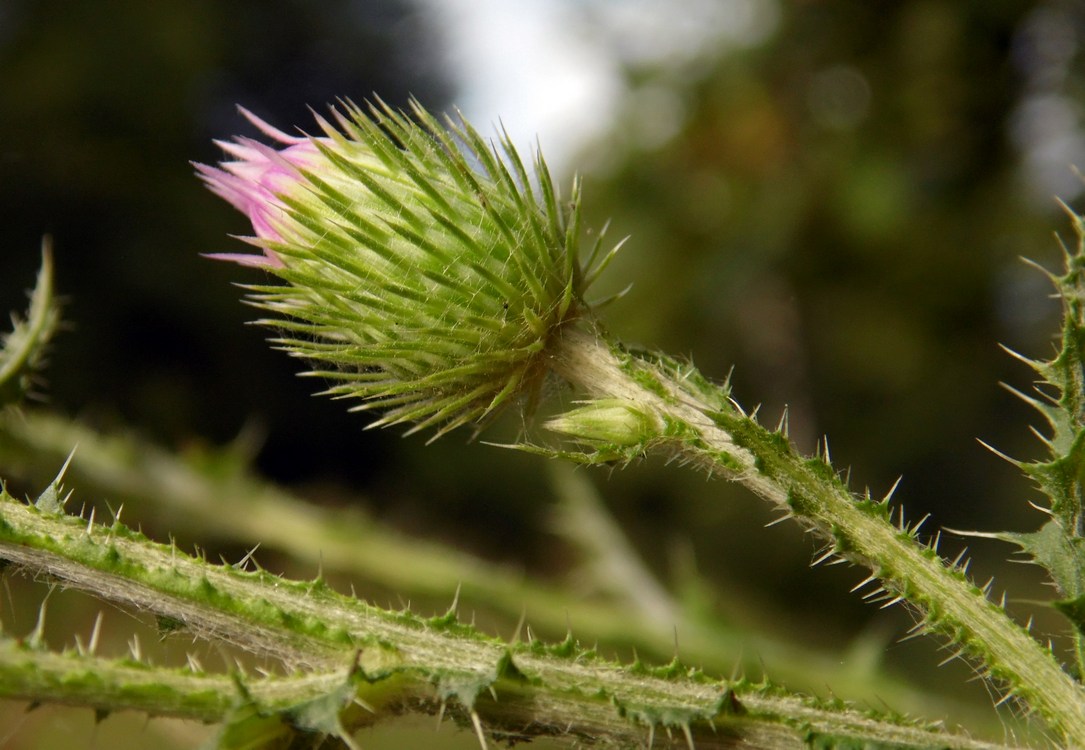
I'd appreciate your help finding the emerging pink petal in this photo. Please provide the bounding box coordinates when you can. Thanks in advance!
[197,109,329,268]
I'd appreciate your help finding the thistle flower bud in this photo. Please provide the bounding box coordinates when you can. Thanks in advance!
[199,99,619,438]
[544,399,660,448]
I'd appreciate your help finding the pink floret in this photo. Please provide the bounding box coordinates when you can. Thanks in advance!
[197,108,327,268]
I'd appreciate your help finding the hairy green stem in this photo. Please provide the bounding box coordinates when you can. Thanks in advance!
[0,638,358,723]
[0,633,1018,750]
[549,324,1085,746]
[0,408,997,727]
[0,489,1016,748]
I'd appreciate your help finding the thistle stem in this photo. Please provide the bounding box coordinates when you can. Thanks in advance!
[0,490,1011,749]
[549,324,1085,745]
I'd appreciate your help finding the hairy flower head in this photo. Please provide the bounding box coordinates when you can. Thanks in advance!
[199,99,618,438]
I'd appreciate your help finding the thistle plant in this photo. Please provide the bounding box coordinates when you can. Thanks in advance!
[2,97,1085,748]
[195,99,1085,745]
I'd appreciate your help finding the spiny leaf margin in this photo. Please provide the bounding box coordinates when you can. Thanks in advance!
[0,241,60,408]
[985,208,1085,668]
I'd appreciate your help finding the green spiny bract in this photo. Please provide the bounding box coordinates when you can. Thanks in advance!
[0,243,59,409]
[200,98,619,438]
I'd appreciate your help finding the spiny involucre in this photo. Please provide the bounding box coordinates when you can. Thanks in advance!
[199,99,620,438]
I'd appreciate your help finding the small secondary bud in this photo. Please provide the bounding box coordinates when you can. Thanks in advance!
[545,400,660,447]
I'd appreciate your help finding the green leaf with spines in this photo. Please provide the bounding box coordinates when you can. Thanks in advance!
[210,703,293,750]
[0,243,60,409]
[983,213,1085,658]
[282,664,364,748]
[996,520,1085,599]
[1054,595,1085,637]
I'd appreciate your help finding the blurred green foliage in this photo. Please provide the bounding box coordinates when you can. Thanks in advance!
[583,0,1083,638]
[1,0,1084,746]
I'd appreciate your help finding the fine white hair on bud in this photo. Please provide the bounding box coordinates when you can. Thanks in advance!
[198,98,621,439]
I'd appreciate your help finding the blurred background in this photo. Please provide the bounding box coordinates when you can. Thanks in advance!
[1,0,1084,746]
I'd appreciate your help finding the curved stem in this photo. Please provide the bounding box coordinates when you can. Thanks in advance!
[549,325,1085,746]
